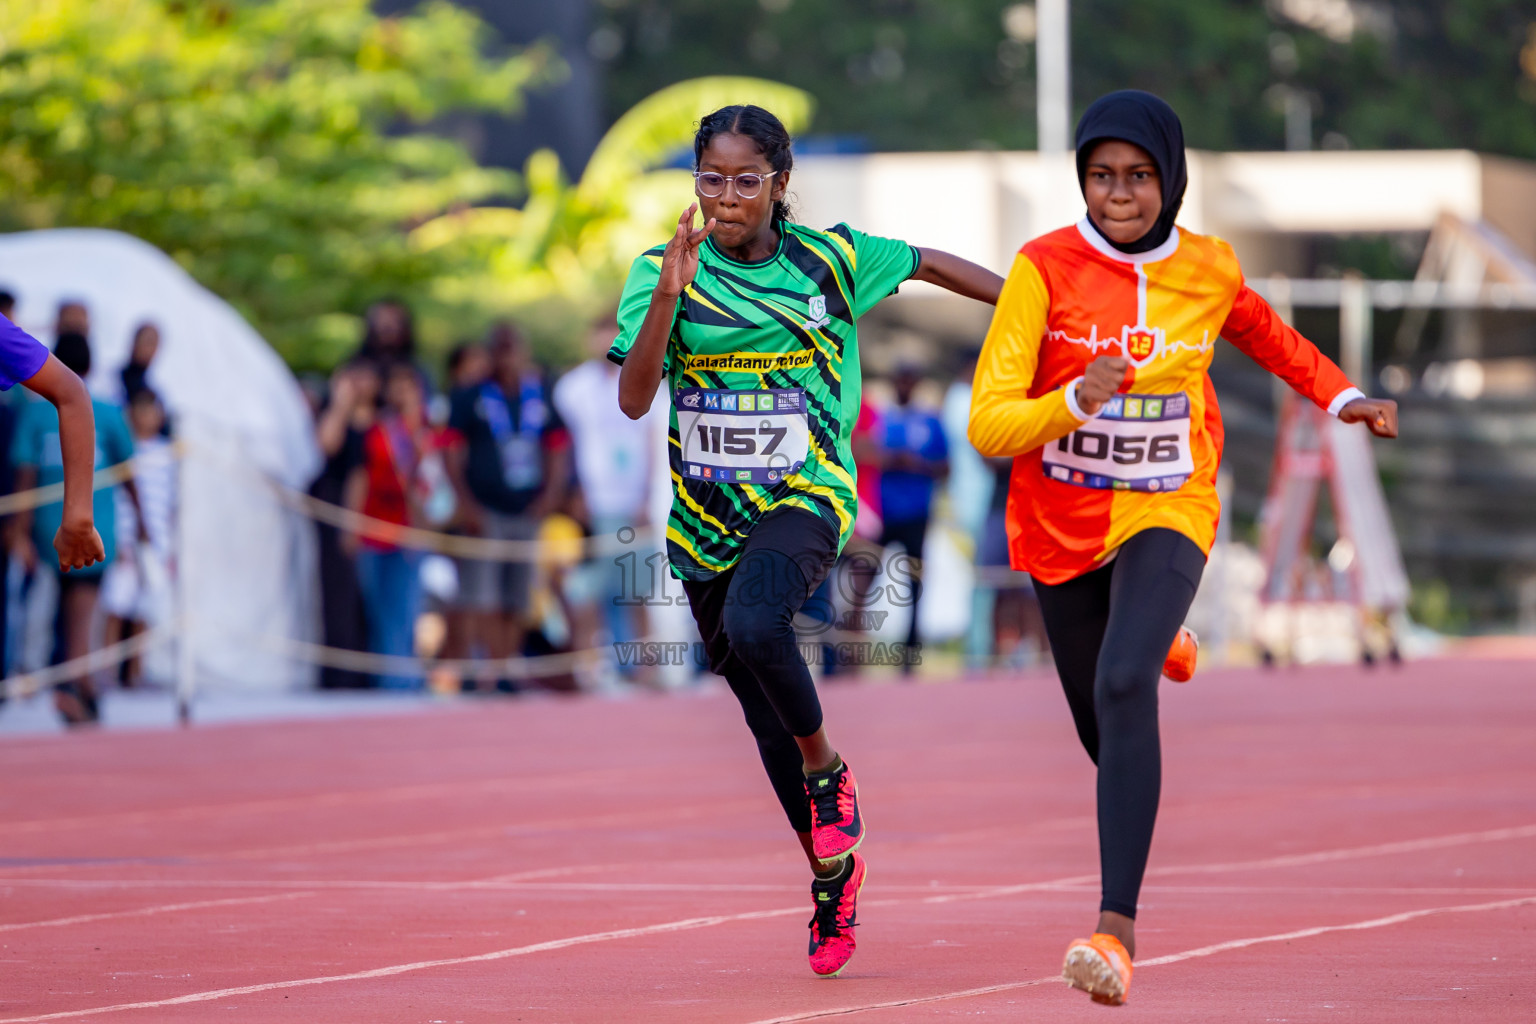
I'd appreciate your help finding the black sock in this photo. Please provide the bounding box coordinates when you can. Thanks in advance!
[804,753,843,778]
[812,855,852,882]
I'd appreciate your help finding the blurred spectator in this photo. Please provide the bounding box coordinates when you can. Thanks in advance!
[940,351,997,667]
[879,365,949,676]
[345,363,459,689]
[100,389,177,686]
[353,298,426,380]
[446,342,491,391]
[309,360,380,688]
[119,322,160,403]
[7,331,142,724]
[448,323,569,691]
[818,397,886,678]
[552,314,660,683]
[430,342,492,685]
[55,300,90,340]
[977,457,1047,667]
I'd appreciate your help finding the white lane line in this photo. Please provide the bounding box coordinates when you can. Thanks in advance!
[0,768,629,837]
[744,977,1063,1024]
[740,895,1536,1023]
[0,893,312,933]
[5,820,1535,900]
[2,865,1534,1020]
[922,822,1536,905]
[0,877,988,896]
[1136,895,1536,967]
[1167,823,1536,875]
[0,798,766,875]
[0,905,807,1024]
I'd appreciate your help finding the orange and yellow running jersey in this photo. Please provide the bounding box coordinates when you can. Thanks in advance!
[969,219,1361,585]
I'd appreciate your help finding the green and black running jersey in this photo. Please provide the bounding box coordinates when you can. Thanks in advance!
[609,222,919,580]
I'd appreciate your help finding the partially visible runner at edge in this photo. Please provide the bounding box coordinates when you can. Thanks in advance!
[611,104,1004,977]
[0,310,106,722]
[968,90,1400,1006]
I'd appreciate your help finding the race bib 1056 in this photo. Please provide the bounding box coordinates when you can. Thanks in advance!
[676,387,810,485]
[1043,391,1195,493]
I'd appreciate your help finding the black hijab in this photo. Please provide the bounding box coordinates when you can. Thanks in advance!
[1074,90,1187,255]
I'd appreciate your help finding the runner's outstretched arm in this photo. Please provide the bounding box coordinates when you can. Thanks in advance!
[1222,284,1398,437]
[912,248,1004,305]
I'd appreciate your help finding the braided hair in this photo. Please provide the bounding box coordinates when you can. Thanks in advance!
[694,105,794,225]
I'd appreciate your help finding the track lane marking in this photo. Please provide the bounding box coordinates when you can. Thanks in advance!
[0,893,312,933]
[6,889,1533,1022]
[921,822,1536,904]
[4,820,1534,899]
[0,905,810,1023]
[739,896,1536,1023]
[0,823,1531,1018]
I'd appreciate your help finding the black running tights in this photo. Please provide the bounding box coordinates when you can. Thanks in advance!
[682,508,840,834]
[1032,528,1206,919]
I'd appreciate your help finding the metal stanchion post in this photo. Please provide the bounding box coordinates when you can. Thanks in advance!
[175,441,194,726]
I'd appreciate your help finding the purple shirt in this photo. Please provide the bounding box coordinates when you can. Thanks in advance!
[0,314,48,391]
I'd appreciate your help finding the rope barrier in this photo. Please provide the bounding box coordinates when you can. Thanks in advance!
[266,483,644,561]
[2,627,172,701]
[0,458,140,516]
[0,439,653,561]
[184,440,652,562]
[231,630,645,681]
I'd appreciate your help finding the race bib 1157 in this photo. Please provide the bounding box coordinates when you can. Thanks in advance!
[676,387,810,485]
[1043,391,1195,493]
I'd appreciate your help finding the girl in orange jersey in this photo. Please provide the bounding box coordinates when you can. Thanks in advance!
[968,91,1398,1006]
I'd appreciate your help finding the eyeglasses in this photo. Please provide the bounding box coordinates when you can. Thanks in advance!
[693,171,779,199]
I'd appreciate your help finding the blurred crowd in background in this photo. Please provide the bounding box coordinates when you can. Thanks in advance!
[299,299,1052,699]
[0,281,1064,728]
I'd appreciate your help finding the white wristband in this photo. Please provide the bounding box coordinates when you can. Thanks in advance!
[1326,386,1366,417]
[1063,376,1103,422]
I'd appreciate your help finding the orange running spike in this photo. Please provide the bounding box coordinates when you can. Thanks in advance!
[1162,626,1199,683]
[1062,932,1134,1005]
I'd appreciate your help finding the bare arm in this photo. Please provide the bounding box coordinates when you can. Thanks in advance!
[315,379,356,457]
[619,204,715,419]
[22,355,104,571]
[529,439,571,520]
[444,440,483,535]
[912,248,1005,305]
[341,464,368,555]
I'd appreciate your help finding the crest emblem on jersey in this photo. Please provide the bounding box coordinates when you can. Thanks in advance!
[1120,324,1165,368]
[804,294,831,330]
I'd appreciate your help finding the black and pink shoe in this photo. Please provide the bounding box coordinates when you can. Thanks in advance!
[808,851,866,976]
[806,759,865,862]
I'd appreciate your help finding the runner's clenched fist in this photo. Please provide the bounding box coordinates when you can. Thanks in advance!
[1074,355,1130,416]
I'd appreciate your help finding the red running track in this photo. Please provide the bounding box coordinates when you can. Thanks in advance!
[1,659,1534,1022]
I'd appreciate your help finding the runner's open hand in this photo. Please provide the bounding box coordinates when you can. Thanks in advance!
[1338,397,1399,438]
[1075,356,1130,416]
[656,203,716,299]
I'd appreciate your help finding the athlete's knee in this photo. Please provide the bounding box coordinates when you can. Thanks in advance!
[1095,653,1158,710]
[722,599,794,662]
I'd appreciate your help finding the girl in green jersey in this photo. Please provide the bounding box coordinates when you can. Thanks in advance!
[611,105,1002,976]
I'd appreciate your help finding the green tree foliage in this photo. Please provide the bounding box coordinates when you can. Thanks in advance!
[410,77,813,358]
[595,0,1037,151]
[0,0,550,367]
[595,0,1536,159]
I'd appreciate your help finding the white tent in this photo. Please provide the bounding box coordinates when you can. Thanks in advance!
[0,228,321,690]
